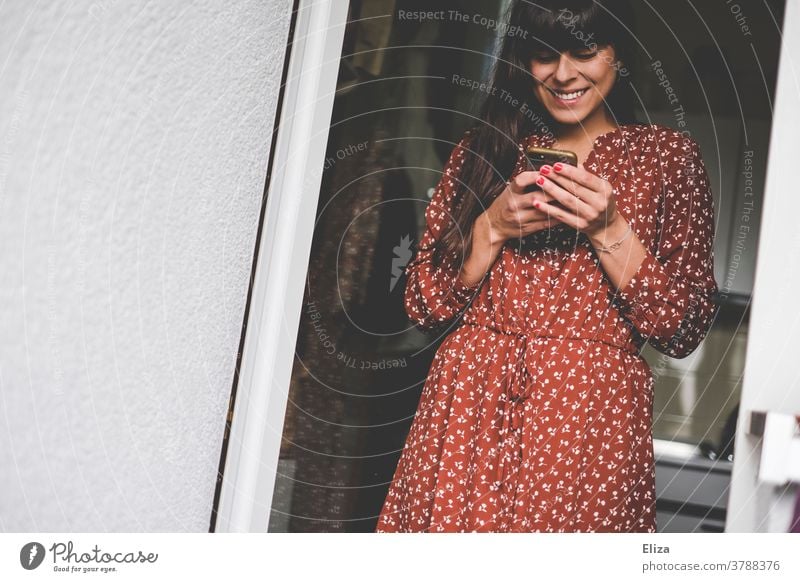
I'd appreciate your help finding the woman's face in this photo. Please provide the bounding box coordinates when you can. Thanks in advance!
[529,44,618,126]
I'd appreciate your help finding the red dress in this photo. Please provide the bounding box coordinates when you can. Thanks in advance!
[375,123,719,533]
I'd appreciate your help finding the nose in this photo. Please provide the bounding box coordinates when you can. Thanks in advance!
[553,53,579,84]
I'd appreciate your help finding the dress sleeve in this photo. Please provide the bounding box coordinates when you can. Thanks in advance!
[611,134,719,358]
[404,135,485,331]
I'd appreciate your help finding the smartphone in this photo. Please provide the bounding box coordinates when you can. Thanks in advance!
[524,146,578,171]
[523,146,578,200]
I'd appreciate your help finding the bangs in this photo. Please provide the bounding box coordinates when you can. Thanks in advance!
[514,0,625,57]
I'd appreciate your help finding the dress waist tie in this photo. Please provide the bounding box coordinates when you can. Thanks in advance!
[493,331,531,528]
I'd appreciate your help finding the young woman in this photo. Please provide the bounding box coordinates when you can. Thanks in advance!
[376,0,718,533]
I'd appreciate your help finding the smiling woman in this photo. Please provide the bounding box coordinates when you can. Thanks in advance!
[375,0,719,533]
[428,0,639,269]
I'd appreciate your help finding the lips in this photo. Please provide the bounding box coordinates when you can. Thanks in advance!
[547,87,589,103]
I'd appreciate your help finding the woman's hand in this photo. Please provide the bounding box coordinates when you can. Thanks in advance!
[458,172,556,287]
[531,162,624,242]
[481,170,558,243]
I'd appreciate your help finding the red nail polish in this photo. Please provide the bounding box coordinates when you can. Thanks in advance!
[536,177,545,186]
[534,201,540,208]
[554,163,563,172]
[540,165,551,175]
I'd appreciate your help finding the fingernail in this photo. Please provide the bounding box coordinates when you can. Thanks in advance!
[554,163,563,172]
[534,201,540,208]
[540,165,551,175]
[536,177,545,186]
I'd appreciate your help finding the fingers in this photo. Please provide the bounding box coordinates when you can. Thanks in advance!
[533,195,590,231]
[535,172,593,216]
[501,205,555,236]
[511,165,605,194]
[507,170,540,194]
[510,215,554,237]
[549,162,607,193]
[543,169,595,204]
[509,190,556,219]
[527,189,556,205]
[518,207,553,223]
[519,218,553,237]
[505,164,614,235]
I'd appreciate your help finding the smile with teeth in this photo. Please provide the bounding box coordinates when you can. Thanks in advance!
[550,87,589,101]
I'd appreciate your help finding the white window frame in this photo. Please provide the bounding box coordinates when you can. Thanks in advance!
[727,0,800,532]
[214,0,350,532]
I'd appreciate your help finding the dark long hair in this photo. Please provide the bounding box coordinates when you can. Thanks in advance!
[433,0,639,268]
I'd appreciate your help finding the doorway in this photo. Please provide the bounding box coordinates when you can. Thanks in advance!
[223,0,789,533]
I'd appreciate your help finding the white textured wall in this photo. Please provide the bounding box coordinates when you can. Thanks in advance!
[0,0,292,531]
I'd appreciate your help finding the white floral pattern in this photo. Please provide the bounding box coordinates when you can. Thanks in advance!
[376,124,719,533]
